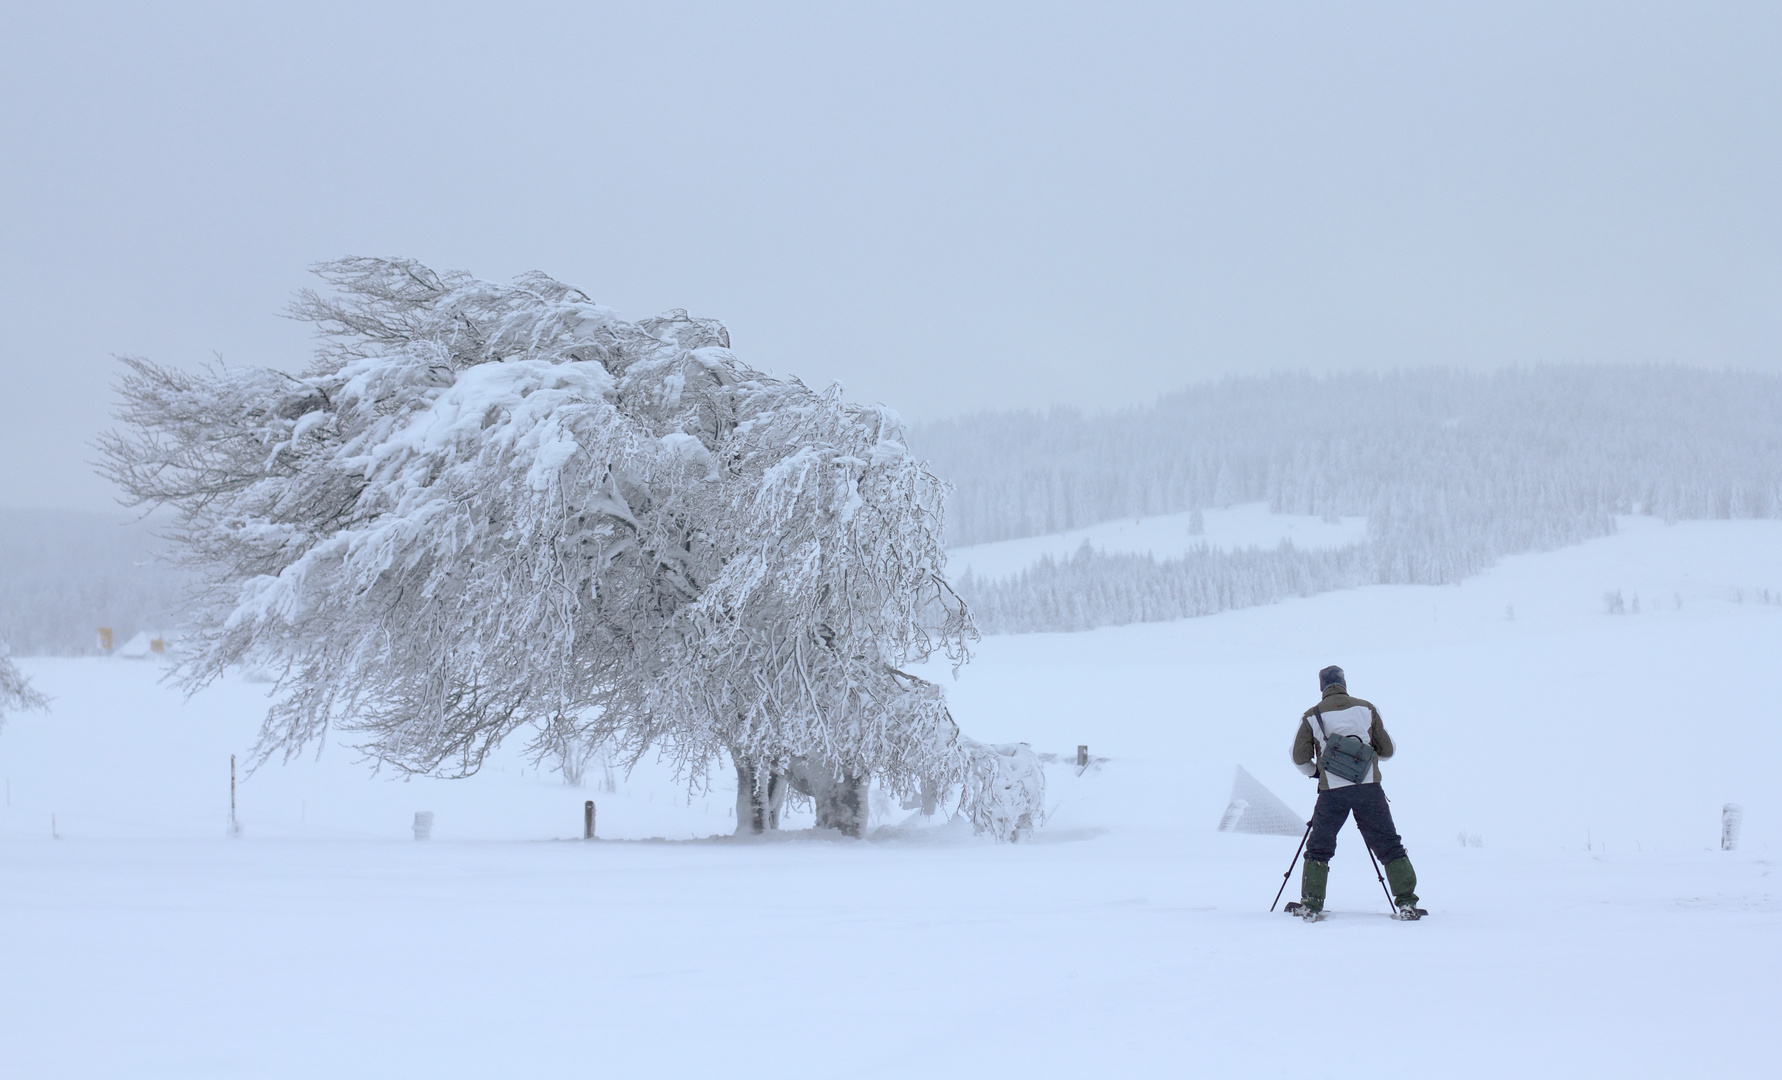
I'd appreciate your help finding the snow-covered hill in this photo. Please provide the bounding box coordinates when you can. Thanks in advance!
[1,515,1775,1077]
[938,515,1780,851]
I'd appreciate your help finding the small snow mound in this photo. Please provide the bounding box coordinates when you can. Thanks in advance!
[117,631,162,659]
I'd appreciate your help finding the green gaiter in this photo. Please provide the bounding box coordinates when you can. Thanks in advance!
[1384,857,1418,906]
[1301,859,1329,912]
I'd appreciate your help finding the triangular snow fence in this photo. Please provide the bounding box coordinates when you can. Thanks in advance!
[1216,766,1305,836]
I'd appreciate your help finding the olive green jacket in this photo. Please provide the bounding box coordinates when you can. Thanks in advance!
[1291,685,1395,792]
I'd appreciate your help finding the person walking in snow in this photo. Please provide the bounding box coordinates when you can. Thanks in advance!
[1286,665,1425,921]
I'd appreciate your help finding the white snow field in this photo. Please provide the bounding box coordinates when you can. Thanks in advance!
[946,501,1368,581]
[2,515,1778,1078]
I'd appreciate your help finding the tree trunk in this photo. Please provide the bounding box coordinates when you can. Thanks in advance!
[820,772,867,837]
[733,760,787,836]
[791,760,867,838]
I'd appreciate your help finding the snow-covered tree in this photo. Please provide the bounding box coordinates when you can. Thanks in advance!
[635,382,975,835]
[101,258,1027,837]
[102,261,648,776]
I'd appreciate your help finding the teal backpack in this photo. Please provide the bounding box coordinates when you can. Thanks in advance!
[1313,709,1377,784]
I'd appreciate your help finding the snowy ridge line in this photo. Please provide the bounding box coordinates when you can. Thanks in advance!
[956,540,1375,635]
[915,367,1782,549]
[946,503,1368,583]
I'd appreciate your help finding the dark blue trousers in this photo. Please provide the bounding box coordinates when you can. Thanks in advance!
[1306,783,1407,864]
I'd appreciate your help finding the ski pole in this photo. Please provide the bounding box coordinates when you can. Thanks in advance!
[1365,843,1395,910]
[1271,820,1313,912]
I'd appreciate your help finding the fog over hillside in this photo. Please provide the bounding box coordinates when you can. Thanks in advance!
[0,510,187,656]
[5,366,1779,650]
[915,366,1782,633]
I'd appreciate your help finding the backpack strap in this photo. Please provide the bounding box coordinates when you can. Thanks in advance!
[1311,707,1329,744]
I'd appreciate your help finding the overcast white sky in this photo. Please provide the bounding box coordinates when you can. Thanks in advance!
[2,2,1778,511]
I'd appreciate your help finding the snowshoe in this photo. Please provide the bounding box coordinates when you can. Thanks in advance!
[1283,902,1325,922]
[1391,903,1428,921]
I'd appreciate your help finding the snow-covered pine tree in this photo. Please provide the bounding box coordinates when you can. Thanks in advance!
[100,258,1031,837]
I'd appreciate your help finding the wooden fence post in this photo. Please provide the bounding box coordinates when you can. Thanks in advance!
[584,800,595,840]
[1722,803,1743,851]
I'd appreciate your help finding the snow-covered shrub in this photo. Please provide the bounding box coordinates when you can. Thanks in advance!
[101,259,1027,838]
[0,641,48,726]
[956,739,1045,842]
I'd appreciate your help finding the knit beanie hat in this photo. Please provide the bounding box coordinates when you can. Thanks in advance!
[1319,665,1346,691]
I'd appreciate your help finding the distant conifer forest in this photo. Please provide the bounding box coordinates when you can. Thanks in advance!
[912,366,1782,634]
